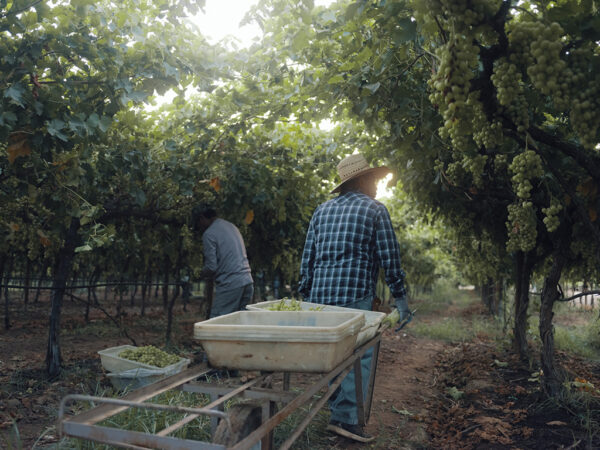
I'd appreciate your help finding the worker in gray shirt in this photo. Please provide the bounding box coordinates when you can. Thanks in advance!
[194,206,254,318]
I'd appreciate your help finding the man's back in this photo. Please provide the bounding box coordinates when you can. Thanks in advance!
[300,191,405,306]
[202,218,253,291]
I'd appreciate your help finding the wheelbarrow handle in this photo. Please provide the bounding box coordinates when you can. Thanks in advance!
[395,309,417,332]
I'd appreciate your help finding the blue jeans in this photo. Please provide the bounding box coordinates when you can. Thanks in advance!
[329,296,373,425]
[210,283,254,318]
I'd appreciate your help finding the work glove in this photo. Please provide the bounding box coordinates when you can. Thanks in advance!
[382,297,414,329]
[395,297,412,322]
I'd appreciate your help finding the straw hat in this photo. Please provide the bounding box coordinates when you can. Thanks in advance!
[331,154,391,194]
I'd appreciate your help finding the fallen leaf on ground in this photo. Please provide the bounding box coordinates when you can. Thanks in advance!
[392,406,413,416]
[547,420,568,426]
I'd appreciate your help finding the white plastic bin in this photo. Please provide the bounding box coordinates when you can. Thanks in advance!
[247,300,386,347]
[193,311,365,373]
[98,345,190,374]
[106,365,190,391]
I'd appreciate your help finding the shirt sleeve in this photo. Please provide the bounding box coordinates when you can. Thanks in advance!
[202,231,218,273]
[374,204,407,301]
[298,217,316,299]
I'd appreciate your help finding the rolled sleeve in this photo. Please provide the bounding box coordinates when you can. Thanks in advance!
[375,205,407,301]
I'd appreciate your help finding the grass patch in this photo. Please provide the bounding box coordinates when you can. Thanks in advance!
[409,315,503,342]
[410,317,473,341]
[272,400,332,449]
[529,314,600,360]
[59,390,213,449]
[554,326,600,359]
[412,280,477,316]
[58,385,337,450]
[62,321,116,338]
[407,280,502,342]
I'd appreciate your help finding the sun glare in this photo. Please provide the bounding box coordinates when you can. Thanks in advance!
[189,1,261,48]
[377,173,394,199]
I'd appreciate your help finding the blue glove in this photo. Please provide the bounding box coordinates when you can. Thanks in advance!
[395,297,411,322]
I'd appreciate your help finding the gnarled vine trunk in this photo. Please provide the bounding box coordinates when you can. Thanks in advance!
[513,251,534,360]
[46,220,79,379]
[539,234,570,397]
[480,278,503,316]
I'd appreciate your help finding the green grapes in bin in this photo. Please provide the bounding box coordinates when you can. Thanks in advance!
[267,298,324,311]
[119,345,180,368]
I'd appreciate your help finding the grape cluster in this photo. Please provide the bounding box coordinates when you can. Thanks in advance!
[506,20,543,67]
[464,153,488,188]
[445,161,469,186]
[509,150,543,199]
[503,96,530,133]
[570,78,600,150]
[506,201,538,252]
[527,23,566,96]
[507,21,598,149]
[491,58,522,106]
[433,159,445,173]
[429,35,480,151]
[472,101,503,149]
[494,154,507,169]
[491,56,529,131]
[542,198,563,233]
[450,228,503,283]
[119,346,180,368]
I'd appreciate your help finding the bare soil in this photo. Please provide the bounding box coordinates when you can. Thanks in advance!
[1,291,599,449]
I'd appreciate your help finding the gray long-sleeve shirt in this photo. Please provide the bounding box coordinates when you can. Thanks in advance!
[202,218,253,292]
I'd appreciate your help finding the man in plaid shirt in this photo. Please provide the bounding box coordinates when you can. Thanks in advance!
[299,153,410,443]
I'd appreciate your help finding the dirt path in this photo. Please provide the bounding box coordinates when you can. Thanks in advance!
[355,331,447,449]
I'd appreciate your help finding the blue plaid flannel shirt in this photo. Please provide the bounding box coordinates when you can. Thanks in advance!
[299,191,407,306]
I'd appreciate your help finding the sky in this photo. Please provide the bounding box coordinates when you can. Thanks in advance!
[191,0,336,48]
[190,1,261,48]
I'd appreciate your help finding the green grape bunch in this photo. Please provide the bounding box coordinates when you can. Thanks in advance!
[491,58,522,107]
[526,23,566,96]
[509,150,544,199]
[267,298,324,311]
[542,198,563,233]
[471,100,503,150]
[506,201,538,252]
[429,34,480,151]
[119,346,181,368]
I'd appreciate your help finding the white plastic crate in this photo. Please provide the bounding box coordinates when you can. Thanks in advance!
[98,345,190,374]
[247,300,386,347]
[194,310,365,373]
[106,365,189,391]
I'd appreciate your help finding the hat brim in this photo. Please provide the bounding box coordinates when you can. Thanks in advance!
[331,166,391,194]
